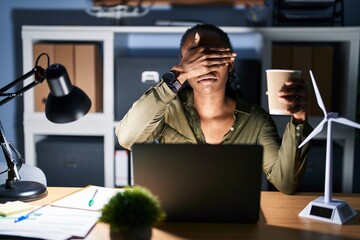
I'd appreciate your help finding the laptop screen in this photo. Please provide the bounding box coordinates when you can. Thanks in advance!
[132,144,263,223]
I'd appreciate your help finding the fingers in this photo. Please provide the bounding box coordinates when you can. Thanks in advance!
[191,46,236,63]
[208,49,237,60]
[202,49,237,68]
[192,32,200,48]
[180,33,237,79]
[278,78,309,114]
[278,78,308,99]
[181,48,236,78]
[187,32,236,68]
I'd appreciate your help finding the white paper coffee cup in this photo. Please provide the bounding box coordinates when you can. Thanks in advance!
[266,69,301,115]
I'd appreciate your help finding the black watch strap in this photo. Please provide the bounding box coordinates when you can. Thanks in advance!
[171,80,182,92]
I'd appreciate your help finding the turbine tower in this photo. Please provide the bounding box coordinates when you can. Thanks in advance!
[298,70,359,224]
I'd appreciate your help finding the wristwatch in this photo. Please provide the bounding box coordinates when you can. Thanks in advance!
[162,71,182,93]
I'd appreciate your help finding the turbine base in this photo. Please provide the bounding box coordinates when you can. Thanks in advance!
[299,196,357,224]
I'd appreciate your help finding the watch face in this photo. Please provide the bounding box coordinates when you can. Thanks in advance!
[162,71,182,93]
[162,71,176,84]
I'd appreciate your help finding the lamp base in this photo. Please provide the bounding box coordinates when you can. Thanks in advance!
[0,181,47,203]
[299,196,357,224]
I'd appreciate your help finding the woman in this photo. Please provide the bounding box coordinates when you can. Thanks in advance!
[116,24,313,194]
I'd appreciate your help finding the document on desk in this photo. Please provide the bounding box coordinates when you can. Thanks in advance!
[0,186,124,239]
[51,185,124,211]
[0,205,100,240]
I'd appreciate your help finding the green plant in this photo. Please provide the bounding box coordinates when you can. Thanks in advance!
[99,186,166,233]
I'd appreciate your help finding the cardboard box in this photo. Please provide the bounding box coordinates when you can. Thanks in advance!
[271,45,292,70]
[292,46,316,114]
[54,44,75,82]
[311,46,333,115]
[74,44,103,113]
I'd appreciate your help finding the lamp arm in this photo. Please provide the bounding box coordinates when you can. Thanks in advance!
[0,53,48,190]
[0,66,45,107]
[0,121,23,188]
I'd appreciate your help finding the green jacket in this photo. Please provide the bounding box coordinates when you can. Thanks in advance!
[116,81,313,194]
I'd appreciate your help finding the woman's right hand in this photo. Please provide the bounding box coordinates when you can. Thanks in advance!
[171,32,236,84]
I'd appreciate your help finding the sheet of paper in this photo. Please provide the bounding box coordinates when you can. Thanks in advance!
[0,201,35,216]
[0,205,100,240]
[51,185,124,211]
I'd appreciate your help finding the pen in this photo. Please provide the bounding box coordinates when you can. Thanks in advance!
[14,205,46,223]
[88,189,98,207]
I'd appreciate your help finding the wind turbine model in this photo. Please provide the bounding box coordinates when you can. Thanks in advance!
[298,70,359,224]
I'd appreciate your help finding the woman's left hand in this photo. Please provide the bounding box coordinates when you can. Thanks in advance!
[278,77,309,123]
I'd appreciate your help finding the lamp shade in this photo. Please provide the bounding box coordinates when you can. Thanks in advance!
[45,64,91,123]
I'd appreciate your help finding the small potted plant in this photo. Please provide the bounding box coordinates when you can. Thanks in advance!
[99,186,166,240]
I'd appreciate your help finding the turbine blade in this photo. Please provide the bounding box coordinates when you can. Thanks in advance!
[298,118,327,148]
[332,117,360,129]
[309,70,327,116]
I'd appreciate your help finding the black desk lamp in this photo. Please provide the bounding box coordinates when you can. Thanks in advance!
[0,53,91,202]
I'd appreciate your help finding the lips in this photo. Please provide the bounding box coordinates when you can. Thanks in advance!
[197,74,217,82]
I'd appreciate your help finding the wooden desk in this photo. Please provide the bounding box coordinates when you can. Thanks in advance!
[32,188,360,240]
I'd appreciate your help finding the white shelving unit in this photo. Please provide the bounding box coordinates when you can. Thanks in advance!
[22,26,359,190]
[22,26,115,187]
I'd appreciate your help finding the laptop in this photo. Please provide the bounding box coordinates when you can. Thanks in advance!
[132,144,263,223]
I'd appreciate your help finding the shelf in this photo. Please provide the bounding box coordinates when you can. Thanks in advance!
[277,0,338,8]
[22,26,360,191]
[94,0,264,6]
[273,0,344,26]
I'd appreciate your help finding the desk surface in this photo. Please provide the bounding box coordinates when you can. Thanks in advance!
[32,187,360,240]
